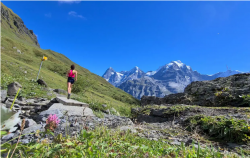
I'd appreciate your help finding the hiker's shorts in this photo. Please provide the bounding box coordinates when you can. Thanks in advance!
[67,77,75,84]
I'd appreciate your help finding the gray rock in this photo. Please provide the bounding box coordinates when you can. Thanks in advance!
[37,109,64,123]
[22,124,43,135]
[1,90,7,103]
[13,47,17,49]
[56,97,89,107]
[20,139,30,144]
[1,133,14,141]
[53,89,67,94]
[48,103,94,117]
[18,119,37,129]
[37,79,47,87]
[7,82,22,96]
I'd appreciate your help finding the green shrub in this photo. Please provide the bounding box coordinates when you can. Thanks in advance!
[72,76,97,94]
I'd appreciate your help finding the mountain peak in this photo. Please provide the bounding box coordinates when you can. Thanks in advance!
[108,67,114,71]
[172,60,184,67]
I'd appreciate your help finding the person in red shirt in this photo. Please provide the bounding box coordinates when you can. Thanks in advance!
[66,64,77,99]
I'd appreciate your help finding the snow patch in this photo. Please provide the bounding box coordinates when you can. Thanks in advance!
[146,71,156,76]
[173,60,184,68]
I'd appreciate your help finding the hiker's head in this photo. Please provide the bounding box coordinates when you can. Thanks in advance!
[71,64,75,70]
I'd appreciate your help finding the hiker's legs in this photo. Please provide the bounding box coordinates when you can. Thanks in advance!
[67,82,71,94]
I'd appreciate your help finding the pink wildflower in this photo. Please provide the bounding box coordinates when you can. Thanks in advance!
[45,114,60,132]
[47,114,60,125]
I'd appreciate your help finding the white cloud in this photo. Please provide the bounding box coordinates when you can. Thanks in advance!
[58,0,81,4]
[68,11,85,19]
[45,13,52,18]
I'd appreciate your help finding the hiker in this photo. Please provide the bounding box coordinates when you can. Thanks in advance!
[66,64,77,99]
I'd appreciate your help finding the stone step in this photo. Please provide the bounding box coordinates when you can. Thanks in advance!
[48,103,94,117]
[56,97,89,107]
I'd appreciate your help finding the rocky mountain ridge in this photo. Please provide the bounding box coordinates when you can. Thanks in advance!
[1,2,40,47]
[141,73,250,107]
[103,60,248,99]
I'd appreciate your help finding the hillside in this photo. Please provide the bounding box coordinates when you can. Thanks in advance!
[0,2,140,116]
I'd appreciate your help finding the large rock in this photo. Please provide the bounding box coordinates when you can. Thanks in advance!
[56,97,89,107]
[7,82,22,96]
[37,109,64,122]
[37,79,48,87]
[48,103,94,117]
[141,73,250,107]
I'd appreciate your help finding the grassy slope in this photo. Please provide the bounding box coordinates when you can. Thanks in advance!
[1,2,139,116]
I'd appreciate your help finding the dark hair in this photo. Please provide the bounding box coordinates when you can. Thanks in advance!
[71,64,75,70]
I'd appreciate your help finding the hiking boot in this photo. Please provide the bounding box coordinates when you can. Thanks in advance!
[67,93,71,99]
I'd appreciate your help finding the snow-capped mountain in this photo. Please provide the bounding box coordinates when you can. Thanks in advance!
[102,66,145,86]
[102,60,248,99]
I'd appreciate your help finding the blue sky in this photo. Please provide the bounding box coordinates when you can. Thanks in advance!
[2,1,250,76]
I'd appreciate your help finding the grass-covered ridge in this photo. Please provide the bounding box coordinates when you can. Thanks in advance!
[1,2,140,116]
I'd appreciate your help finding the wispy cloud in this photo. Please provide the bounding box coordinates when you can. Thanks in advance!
[68,11,86,19]
[58,0,81,4]
[45,13,52,18]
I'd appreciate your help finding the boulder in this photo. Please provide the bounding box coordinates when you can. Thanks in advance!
[7,82,22,96]
[37,79,47,87]
[37,109,64,122]
[48,103,94,117]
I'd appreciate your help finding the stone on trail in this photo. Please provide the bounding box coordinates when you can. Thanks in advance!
[48,103,94,117]
[56,97,89,107]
